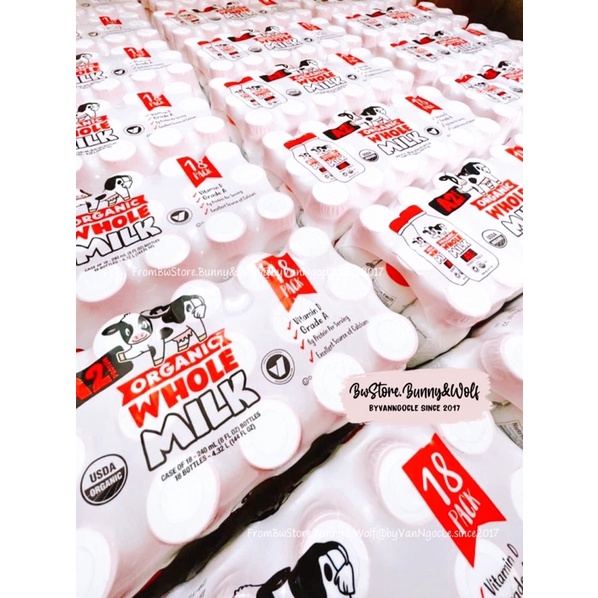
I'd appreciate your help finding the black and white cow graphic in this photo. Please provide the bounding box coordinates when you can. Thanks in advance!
[422,223,447,239]
[233,542,355,598]
[86,174,133,213]
[102,295,207,366]
[438,161,501,199]
[76,53,93,65]
[76,102,100,121]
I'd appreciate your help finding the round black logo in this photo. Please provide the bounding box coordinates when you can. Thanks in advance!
[261,350,295,384]
[425,126,442,136]
[359,149,379,162]
[125,124,144,136]
[81,454,128,506]
[112,68,127,76]
[167,208,193,225]
[482,229,508,248]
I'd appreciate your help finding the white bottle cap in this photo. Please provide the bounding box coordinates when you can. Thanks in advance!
[360,204,394,232]
[205,212,247,246]
[232,163,269,190]
[143,233,190,269]
[437,411,494,454]
[310,182,350,220]
[511,467,523,519]
[312,92,338,119]
[224,329,257,374]
[243,109,275,140]
[236,253,272,292]
[193,116,229,145]
[241,54,266,71]
[77,264,127,303]
[98,140,142,173]
[148,127,186,161]
[444,285,492,327]
[343,83,367,112]
[288,226,331,259]
[377,444,433,524]
[239,399,302,470]
[76,433,87,477]
[480,334,523,409]
[131,69,161,92]
[91,78,123,103]
[366,313,419,368]
[256,192,295,229]
[208,59,235,79]
[205,141,244,168]
[280,100,309,129]
[178,96,211,117]
[370,76,394,104]
[312,353,364,414]
[146,460,220,544]
[76,528,116,598]
[326,263,372,302]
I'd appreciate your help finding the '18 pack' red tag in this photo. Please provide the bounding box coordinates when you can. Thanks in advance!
[256,253,317,311]
[403,433,506,566]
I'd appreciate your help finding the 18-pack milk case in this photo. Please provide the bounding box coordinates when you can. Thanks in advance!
[75,1,523,597]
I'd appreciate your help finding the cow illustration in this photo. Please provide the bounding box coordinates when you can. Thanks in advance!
[422,223,447,239]
[76,102,100,121]
[76,53,93,65]
[102,295,207,366]
[438,161,500,199]
[233,542,355,598]
[86,174,133,213]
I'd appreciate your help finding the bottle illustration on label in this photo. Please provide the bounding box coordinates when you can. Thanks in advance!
[456,74,520,103]
[389,206,499,283]
[225,77,287,109]
[285,133,364,183]
[232,541,356,598]
[199,38,246,61]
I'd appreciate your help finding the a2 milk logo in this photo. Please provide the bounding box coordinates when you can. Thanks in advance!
[431,161,523,238]
[233,542,355,598]
[102,296,261,471]
[76,102,119,150]
[76,174,162,266]
[76,52,106,86]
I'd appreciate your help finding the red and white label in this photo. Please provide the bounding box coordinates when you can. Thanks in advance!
[177,156,222,188]
[124,47,151,59]
[403,433,506,566]
[405,95,442,115]
[256,253,317,311]
[138,92,172,111]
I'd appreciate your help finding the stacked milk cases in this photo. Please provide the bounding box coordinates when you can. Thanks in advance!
[334,133,523,366]
[76,228,419,597]
[164,419,523,598]
[75,31,307,350]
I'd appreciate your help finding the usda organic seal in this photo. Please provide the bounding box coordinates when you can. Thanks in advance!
[81,454,128,505]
